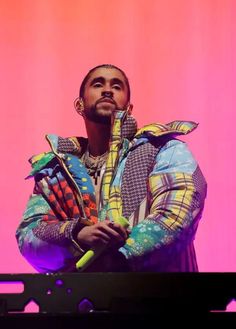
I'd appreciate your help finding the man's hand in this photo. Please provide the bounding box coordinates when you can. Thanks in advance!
[76,219,129,250]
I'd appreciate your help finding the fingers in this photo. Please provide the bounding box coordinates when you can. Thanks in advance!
[93,230,111,245]
[76,220,130,250]
[76,225,110,248]
[108,221,129,240]
[98,222,125,243]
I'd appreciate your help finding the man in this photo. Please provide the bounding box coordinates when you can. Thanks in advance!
[16,64,207,273]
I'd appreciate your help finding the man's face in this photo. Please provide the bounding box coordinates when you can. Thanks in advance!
[82,67,129,124]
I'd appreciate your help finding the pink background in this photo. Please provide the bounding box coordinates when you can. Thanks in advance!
[0,0,235,273]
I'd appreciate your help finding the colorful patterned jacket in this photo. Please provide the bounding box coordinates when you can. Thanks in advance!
[16,113,207,273]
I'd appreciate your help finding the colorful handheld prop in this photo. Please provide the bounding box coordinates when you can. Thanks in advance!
[76,216,129,272]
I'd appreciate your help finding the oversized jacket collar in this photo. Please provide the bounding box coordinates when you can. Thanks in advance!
[28,120,198,175]
[47,120,197,156]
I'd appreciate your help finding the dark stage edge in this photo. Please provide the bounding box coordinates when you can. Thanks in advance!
[0,312,236,328]
[0,273,235,328]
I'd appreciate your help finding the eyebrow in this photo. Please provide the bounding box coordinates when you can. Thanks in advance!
[90,76,125,88]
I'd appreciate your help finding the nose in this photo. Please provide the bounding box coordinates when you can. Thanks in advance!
[101,91,113,98]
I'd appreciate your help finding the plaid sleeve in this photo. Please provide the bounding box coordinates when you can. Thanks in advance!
[15,168,91,273]
[120,139,207,262]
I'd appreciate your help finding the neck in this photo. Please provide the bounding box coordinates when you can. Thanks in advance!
[84,119,111,157]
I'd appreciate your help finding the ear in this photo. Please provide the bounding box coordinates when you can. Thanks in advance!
[74,97,84,116]
[126,103,133,115]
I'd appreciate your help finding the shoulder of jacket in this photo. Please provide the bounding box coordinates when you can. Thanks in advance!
[26,151,55,179]
[45,134,87,155]
[134,120,198,139]
[26,134,87,179]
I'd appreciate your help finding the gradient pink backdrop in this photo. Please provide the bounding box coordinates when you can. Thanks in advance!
[0,0,235,273]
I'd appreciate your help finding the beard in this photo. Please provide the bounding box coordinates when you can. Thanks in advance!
[84,102,117,125]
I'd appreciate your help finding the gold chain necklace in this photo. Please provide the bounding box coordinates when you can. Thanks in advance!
[81,147,108,176]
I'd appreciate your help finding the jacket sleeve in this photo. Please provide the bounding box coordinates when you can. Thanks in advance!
[16,166,91,273]
[119,139,207,267]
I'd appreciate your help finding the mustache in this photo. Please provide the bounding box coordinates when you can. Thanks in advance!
[95,98,128,112]
[95,97,117,107]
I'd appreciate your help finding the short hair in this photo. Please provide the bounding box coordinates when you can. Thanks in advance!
[79,64,131,101]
